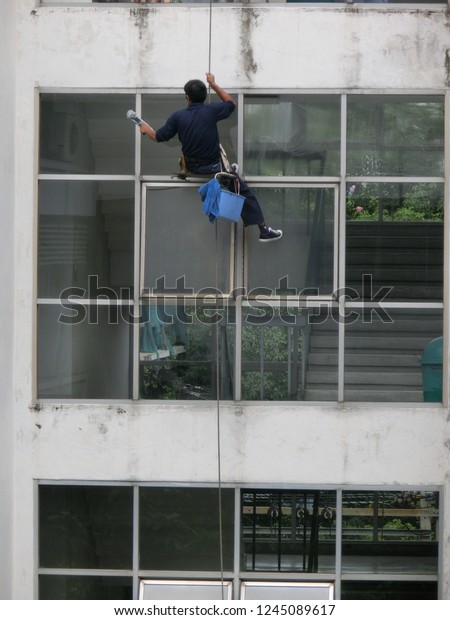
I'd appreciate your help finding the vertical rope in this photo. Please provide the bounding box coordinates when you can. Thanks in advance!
[215,223,225,598]
[208,0,225,599]
[208,0,213,76]
[207,0,213,104]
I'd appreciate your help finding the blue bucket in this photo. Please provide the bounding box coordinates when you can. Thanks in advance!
[217,189,245,222]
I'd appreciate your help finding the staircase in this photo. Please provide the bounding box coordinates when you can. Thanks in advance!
[304,221,443,402]
[346,221,443,301]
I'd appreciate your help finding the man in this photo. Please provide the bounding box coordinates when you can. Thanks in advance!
[139,74,283,242]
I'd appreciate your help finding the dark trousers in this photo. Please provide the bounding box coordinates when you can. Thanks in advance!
[187,161,265,227]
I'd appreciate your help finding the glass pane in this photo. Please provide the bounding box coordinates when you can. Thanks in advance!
[140,580,232,601]
[346,183,443,302]
[244,95,340,177]
[241,490,336,573]
[242,307,306,401]
[39,485,133,569]
[40,94,136,174]
[344,309,442,403]
[347,96,444,177]
[139,487,235,571]
[340,580,437,600]
[140,303,235,400]
[39,575,132,600]
[247,187,336,295]
[143,186,233,294]
[38,181,134,298]
[242,307,338,401]
[342,491,439,574]
[241,581,334,600]
[38,304,132,399]
[141,94,237,176]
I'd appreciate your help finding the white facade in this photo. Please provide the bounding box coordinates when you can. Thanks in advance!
[0,0,16,602]
[1,0,450,600]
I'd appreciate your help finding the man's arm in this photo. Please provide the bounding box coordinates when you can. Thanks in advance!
[206,73,236,106]
[140,123,158,141]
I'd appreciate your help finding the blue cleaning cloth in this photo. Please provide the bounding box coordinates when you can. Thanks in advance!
[198,178,222,223]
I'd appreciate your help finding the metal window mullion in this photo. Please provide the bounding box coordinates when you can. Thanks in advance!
[438,485,445,599]
[245,176,340,184]
[131,178,141,402]
[341,573,438,582]
[235,93,245,402]
[442,90,450,408]
[132,484,140,600]
[235,299,242,401]
[338,94,347,402]
[334,488,342,600]
[132,94,143,401]
[233,487,241,600]
[237,93,244,171]
[33,88,41,404]
[332,185,340,300]
[37,299,134,306]
[345,176,444,184]
[34,481,40,599]
[37,174,136,182]
[37,568,134,577]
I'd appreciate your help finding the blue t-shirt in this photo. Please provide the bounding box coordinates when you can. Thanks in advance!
[155,100,235,162]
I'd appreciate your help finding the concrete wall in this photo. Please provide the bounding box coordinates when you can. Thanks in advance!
[20,5,450,90]
[0,0,16,602]
[9,0,450,599]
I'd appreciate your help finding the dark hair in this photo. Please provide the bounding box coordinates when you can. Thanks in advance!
[184,79,207,103]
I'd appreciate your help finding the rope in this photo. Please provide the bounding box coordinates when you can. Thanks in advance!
[208,0,213,76]
[215,222,225,598]
[207,0,225,600]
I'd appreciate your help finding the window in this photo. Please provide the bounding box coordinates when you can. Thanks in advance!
[37,91,445,402]
[240,581,334,600]
[38,484,235,599]
[139,580,233,600]
[341,490,439,575]
[37,483,440,600]
[39,485,134,599]
[242,490,337,572]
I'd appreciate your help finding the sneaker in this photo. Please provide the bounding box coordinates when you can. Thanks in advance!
[259,226,283,242]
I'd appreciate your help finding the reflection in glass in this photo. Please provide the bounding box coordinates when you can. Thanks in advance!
[346,183,443,301]
[143,186,233,294]
[246,187,336,295]
[342,491,439,574]
[39,575,133,600]
[340,580,437,600]
[242,307,306,401]
[241,490,336,573]
[39,94,135,174]
[141,94,237,176]
[242,307,338,402]
[244,95,340,177]
[347,96,444,177]
[38,181,135,297]
[343,309,442,403]
[140,304,235,400]
[139,488,235,571]
[39,486,133,570]
[38,304,132,399]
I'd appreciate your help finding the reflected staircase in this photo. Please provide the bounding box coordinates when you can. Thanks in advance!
[304,221,443,402]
